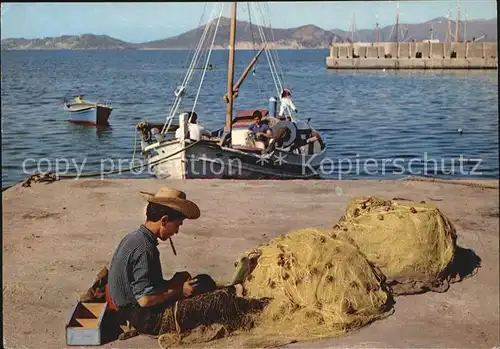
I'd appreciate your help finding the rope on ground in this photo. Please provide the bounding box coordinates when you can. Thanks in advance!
[402,176,499,189]
[20,141,201,186]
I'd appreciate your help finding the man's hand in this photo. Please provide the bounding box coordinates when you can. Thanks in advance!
[182,278,200,298]
[257,132,271,139]
[170,271,191,289]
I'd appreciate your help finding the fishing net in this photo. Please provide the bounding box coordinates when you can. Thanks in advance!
[332,196,458,295]
[158,287,270,334]
[156,287,271,348]
[158,228,394,348]
[236,228,393,345]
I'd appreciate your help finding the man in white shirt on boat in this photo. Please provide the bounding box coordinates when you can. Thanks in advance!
[279,88,298,118]
[175,112,211,141]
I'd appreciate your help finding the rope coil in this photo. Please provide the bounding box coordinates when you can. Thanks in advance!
[19,141,201,185]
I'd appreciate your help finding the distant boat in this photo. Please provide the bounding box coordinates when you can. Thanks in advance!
[63,95,112,126]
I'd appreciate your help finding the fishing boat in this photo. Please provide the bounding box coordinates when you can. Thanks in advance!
[135,2,327,179]
[64,95,112,126]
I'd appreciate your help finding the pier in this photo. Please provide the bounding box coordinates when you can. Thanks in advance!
[326,42,498,70]
[2,178,499,347]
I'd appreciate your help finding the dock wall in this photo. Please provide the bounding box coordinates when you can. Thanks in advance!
[326,42,498,69]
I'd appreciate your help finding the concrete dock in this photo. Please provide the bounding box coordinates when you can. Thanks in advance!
[2,178,499,348]
[326,42,498,69]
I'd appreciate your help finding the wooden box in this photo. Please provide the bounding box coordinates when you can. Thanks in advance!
[66,302,107,345]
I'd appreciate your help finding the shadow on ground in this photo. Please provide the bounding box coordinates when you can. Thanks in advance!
[449,246,482,283]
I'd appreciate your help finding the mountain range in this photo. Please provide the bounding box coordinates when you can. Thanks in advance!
[1,16,496,50]
[331,17,497,43]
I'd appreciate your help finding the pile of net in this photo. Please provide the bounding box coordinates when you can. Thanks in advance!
[158,228,394,348]
[157,286,272,348]
[234,228,394,345]
[332,196,459,295]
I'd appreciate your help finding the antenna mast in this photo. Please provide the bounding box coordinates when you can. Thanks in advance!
[446,10,452,43]
[388,2,400,42]
[351,13,357,42]
[344,13,357,42]
[464,10,468,41]
[395,2,400,42]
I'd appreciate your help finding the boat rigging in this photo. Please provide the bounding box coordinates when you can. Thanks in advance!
[134,1,327,180]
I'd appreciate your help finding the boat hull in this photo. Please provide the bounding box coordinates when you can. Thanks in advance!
[146,139,327,179]
[65,105,112,126]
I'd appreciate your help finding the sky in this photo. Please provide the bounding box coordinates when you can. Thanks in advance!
[1,1,497,43]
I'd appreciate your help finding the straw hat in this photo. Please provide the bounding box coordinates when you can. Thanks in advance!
[140,187,200,219]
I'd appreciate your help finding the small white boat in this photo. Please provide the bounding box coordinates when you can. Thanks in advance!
[64,95,112,126]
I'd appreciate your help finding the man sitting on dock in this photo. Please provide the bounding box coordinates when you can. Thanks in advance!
[107,188,212,332]
[247,110,273,147]
[103,187,269,338]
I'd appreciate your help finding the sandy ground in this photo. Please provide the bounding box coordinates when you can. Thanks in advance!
[2,178,499,349]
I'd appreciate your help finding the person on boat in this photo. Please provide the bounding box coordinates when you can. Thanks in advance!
[279,88,298,118]
[175,111,211,141]
[247,110,273,146]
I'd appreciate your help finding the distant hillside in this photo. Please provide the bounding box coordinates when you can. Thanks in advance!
[330,17,497,42]
[1,34,137,50]
[137,17,340,50]
[0,17,341,51]
[1,16,496,50]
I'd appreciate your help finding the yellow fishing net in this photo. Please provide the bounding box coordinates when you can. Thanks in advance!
[158,228,394,348]
[157,198,463,348]
[238,227,394,344]
[332,196,458,295]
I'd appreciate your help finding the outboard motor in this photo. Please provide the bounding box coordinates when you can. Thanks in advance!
[271,120,316,152]
[294,120,313,143]
[268,96,278,118]
[272,120,297,148]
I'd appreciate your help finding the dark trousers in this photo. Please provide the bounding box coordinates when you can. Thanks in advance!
[115,303,168,335]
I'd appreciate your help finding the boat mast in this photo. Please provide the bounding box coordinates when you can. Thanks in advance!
[224,1,237,135]
[395,2,400,43]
